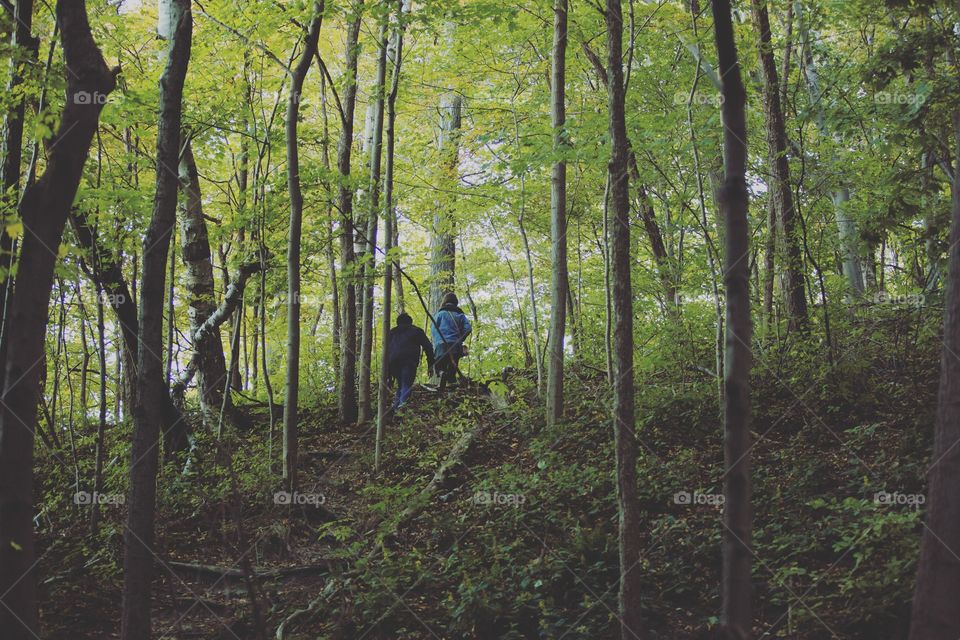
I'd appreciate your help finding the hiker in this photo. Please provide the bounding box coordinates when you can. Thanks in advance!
[387,312,435,411]
[431,292,473,389]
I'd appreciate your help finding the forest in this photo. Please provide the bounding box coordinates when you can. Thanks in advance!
[0,0,957,637]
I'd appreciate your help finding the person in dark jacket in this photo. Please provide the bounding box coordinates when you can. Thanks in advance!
[387,313,435,411]
[431,292,472,389]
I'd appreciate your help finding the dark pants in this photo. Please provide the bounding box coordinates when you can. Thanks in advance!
[433,344,462,389]
[390,359,419,410]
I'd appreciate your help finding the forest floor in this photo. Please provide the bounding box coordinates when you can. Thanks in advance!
[38,306,940,639]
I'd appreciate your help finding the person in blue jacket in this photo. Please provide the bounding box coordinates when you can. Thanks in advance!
[431,292,472,389]
[387,313,435,411]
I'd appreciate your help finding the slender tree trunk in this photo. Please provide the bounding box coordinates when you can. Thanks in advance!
[605,2,642,637]
[337,6,363,425]
[121,2,191,637]
[546,0,568,426]
[713,0,754,636]
[358,19,389,424]
[0,0,38,391]
[752,0,807,332]
[320,73,341,378]
[375,0,406,471]
[178,141,231,425]
[90,285,107,536]
[0,4,114,637]
[283,1,323,493]
[795,1,863,298]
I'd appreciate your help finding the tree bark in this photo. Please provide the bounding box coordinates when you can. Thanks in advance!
[121,1,191,637]
[0,0,38,387]
[178,141,231,426]
[375,0,407,472]
[429,89,462,312]
[605,2,642,638]
[909,24,960,636]
[546,0,568,426]
[358,18,389,424]
[0,3,115,637]
[283,1,323,493]
[713,0,754,637]
[752,0,807,332]
[337,5,363,425]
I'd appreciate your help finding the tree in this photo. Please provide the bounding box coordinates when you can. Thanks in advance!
[283,0,323,495]
[713,0,754,636]
[751,0,807,332]
[0,0,38,386]
[909,9,960,634]
[605,1,643,637]
[429,61,462,312]
[546,0,568,426]
[178,140,231,427]
[375,0,407,471]
[795,0,863,298]
[121,1,191,636]
[337,4,364,425]
[358,15,390,424]
[0,2,115,637]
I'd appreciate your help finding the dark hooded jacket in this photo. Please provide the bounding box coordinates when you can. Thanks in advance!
[387,320,434,371]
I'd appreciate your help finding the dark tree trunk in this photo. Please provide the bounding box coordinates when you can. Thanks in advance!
[0,0,38,384]
[909,35,960,637]
[0,3,115,637]
[546,0,568,426]
[178,141,231,425]
[752,0,807,332]
[121,1,191,637]
[283,1,323,493]
[337,6,363,425]
[605,1,643,638]
[713,0,754,637]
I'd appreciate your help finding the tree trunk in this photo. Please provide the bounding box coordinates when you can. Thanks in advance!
[752,0,807,332]
[121,1,191,637]
[283,1,323,493]
[178,141,231,425]
[337,6,363,425]
[0,0,38,389]
[546,0,568,426]
[375,0,407,472]
[358,19,389,424]
[605,2,642,638]
[795,1,863,298]
[909,38,960,638]
[713,0,754,636]
[429,89,462,311]
[0,3,115,637]
[320,73,340,378]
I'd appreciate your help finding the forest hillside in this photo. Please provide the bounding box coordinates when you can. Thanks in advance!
[0,0,957,639]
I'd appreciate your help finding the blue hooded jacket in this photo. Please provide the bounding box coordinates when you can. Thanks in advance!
[431,303,472,356]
